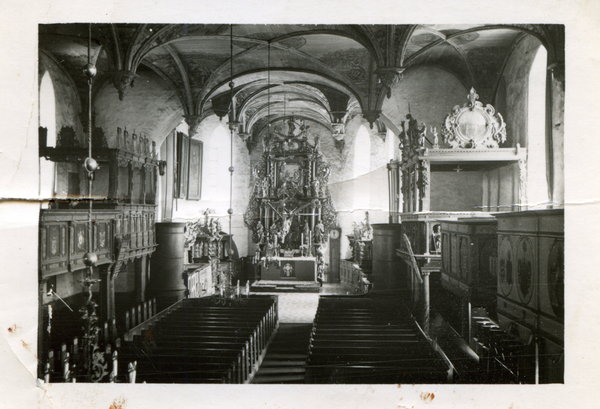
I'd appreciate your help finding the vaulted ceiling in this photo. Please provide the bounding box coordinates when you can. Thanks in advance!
[39,24,564,141]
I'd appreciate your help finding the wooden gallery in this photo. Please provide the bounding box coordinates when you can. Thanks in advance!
[36,24,564,384]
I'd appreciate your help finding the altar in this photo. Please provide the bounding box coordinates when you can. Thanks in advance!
[260,257,317,282]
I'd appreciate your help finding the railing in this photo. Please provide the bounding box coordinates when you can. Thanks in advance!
[124,297,157,333]
[396,233,442,337]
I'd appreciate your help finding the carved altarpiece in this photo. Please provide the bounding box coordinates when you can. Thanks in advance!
[244,117,337,281]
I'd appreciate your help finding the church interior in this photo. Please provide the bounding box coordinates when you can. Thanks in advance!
[36,23,565,385]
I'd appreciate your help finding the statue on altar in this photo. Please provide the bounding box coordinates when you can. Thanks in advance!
[303,220,310,244]
[314,220,325,243]
[312,179,320,197]
[254,220,265,244]
[403,114,427,150]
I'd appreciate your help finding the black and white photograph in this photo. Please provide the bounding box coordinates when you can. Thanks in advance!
[35,22,566,386]
[0,1,598,408]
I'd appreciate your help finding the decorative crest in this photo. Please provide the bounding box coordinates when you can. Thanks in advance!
[441,87,507,149]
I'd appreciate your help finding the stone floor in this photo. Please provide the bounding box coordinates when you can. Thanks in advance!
[263,283,357,323]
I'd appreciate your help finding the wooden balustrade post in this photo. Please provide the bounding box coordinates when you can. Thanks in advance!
[48,350,54,374]
[111,318,117,341]
[239,352,244,384]
[250,334,256,366]
[240,347,246,383]
[137,305,142,325]
[112,350,118,380]
[128,361,137,383]
[256,323,261,352]
[245,341,251,380]
[103,322,109,344]
[62,351,70,382]
[72,338,79,369]
[125,311,130,332]
[44,362,50,384]
[131,307,136,327]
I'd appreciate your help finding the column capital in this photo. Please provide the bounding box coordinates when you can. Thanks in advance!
[362,110,381,129]
[183,114,202,136]
[375,67,405,99]
[112,71,138,101]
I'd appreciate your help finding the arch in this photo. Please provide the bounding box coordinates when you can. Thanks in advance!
[204,123,232,205]
[39,71,56,199]
[353,125,371,178]
[40,71,56,147]
[526,45,549,208]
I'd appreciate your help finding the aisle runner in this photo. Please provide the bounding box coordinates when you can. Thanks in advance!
[276,293,320,323]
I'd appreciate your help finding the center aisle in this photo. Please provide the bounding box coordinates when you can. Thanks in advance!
[251,323,313,383]
[251,284,352,383]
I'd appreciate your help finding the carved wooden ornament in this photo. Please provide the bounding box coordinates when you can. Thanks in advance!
[442,88,507,149]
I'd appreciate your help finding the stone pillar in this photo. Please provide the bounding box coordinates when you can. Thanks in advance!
[99,264,115,322]
[422,271,430,336]
[147,222,187,311]
[371,224,403,292]
[387,160,400,223]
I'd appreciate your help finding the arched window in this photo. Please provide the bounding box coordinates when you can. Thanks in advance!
[527,45,549,208]
[205,124,231,205]
[39,71,56,199]
[386,128,396,161]
[353,125,371,210]
[353,125,371,178]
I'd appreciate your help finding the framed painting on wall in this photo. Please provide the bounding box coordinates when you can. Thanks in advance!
[187,139,203,200]
[176,132,189,199]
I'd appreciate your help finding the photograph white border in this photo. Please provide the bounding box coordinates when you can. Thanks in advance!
[0,0,598,408]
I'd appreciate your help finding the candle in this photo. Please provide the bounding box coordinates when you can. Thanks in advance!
[237,281,240,296]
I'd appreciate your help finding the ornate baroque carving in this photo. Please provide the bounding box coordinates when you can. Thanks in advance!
[518,158,527,208]
[418,160,429,198]
[375,67,405,99]
[441,88,507,149]
[112,71,138,101]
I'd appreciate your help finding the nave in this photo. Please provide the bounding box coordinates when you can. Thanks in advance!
[36,23,565,386]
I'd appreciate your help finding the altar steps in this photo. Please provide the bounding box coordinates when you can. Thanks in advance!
[251,323,312,384]
[251,280,321,293]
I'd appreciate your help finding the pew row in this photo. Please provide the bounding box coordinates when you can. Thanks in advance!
[306,296,451,384]
[123,295,278,383]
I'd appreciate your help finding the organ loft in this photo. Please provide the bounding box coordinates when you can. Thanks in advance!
[33,23,564,385]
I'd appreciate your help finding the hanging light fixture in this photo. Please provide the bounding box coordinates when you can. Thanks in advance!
[83,22,98,268]
[226,24,238,294]
[80,23,103,382]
